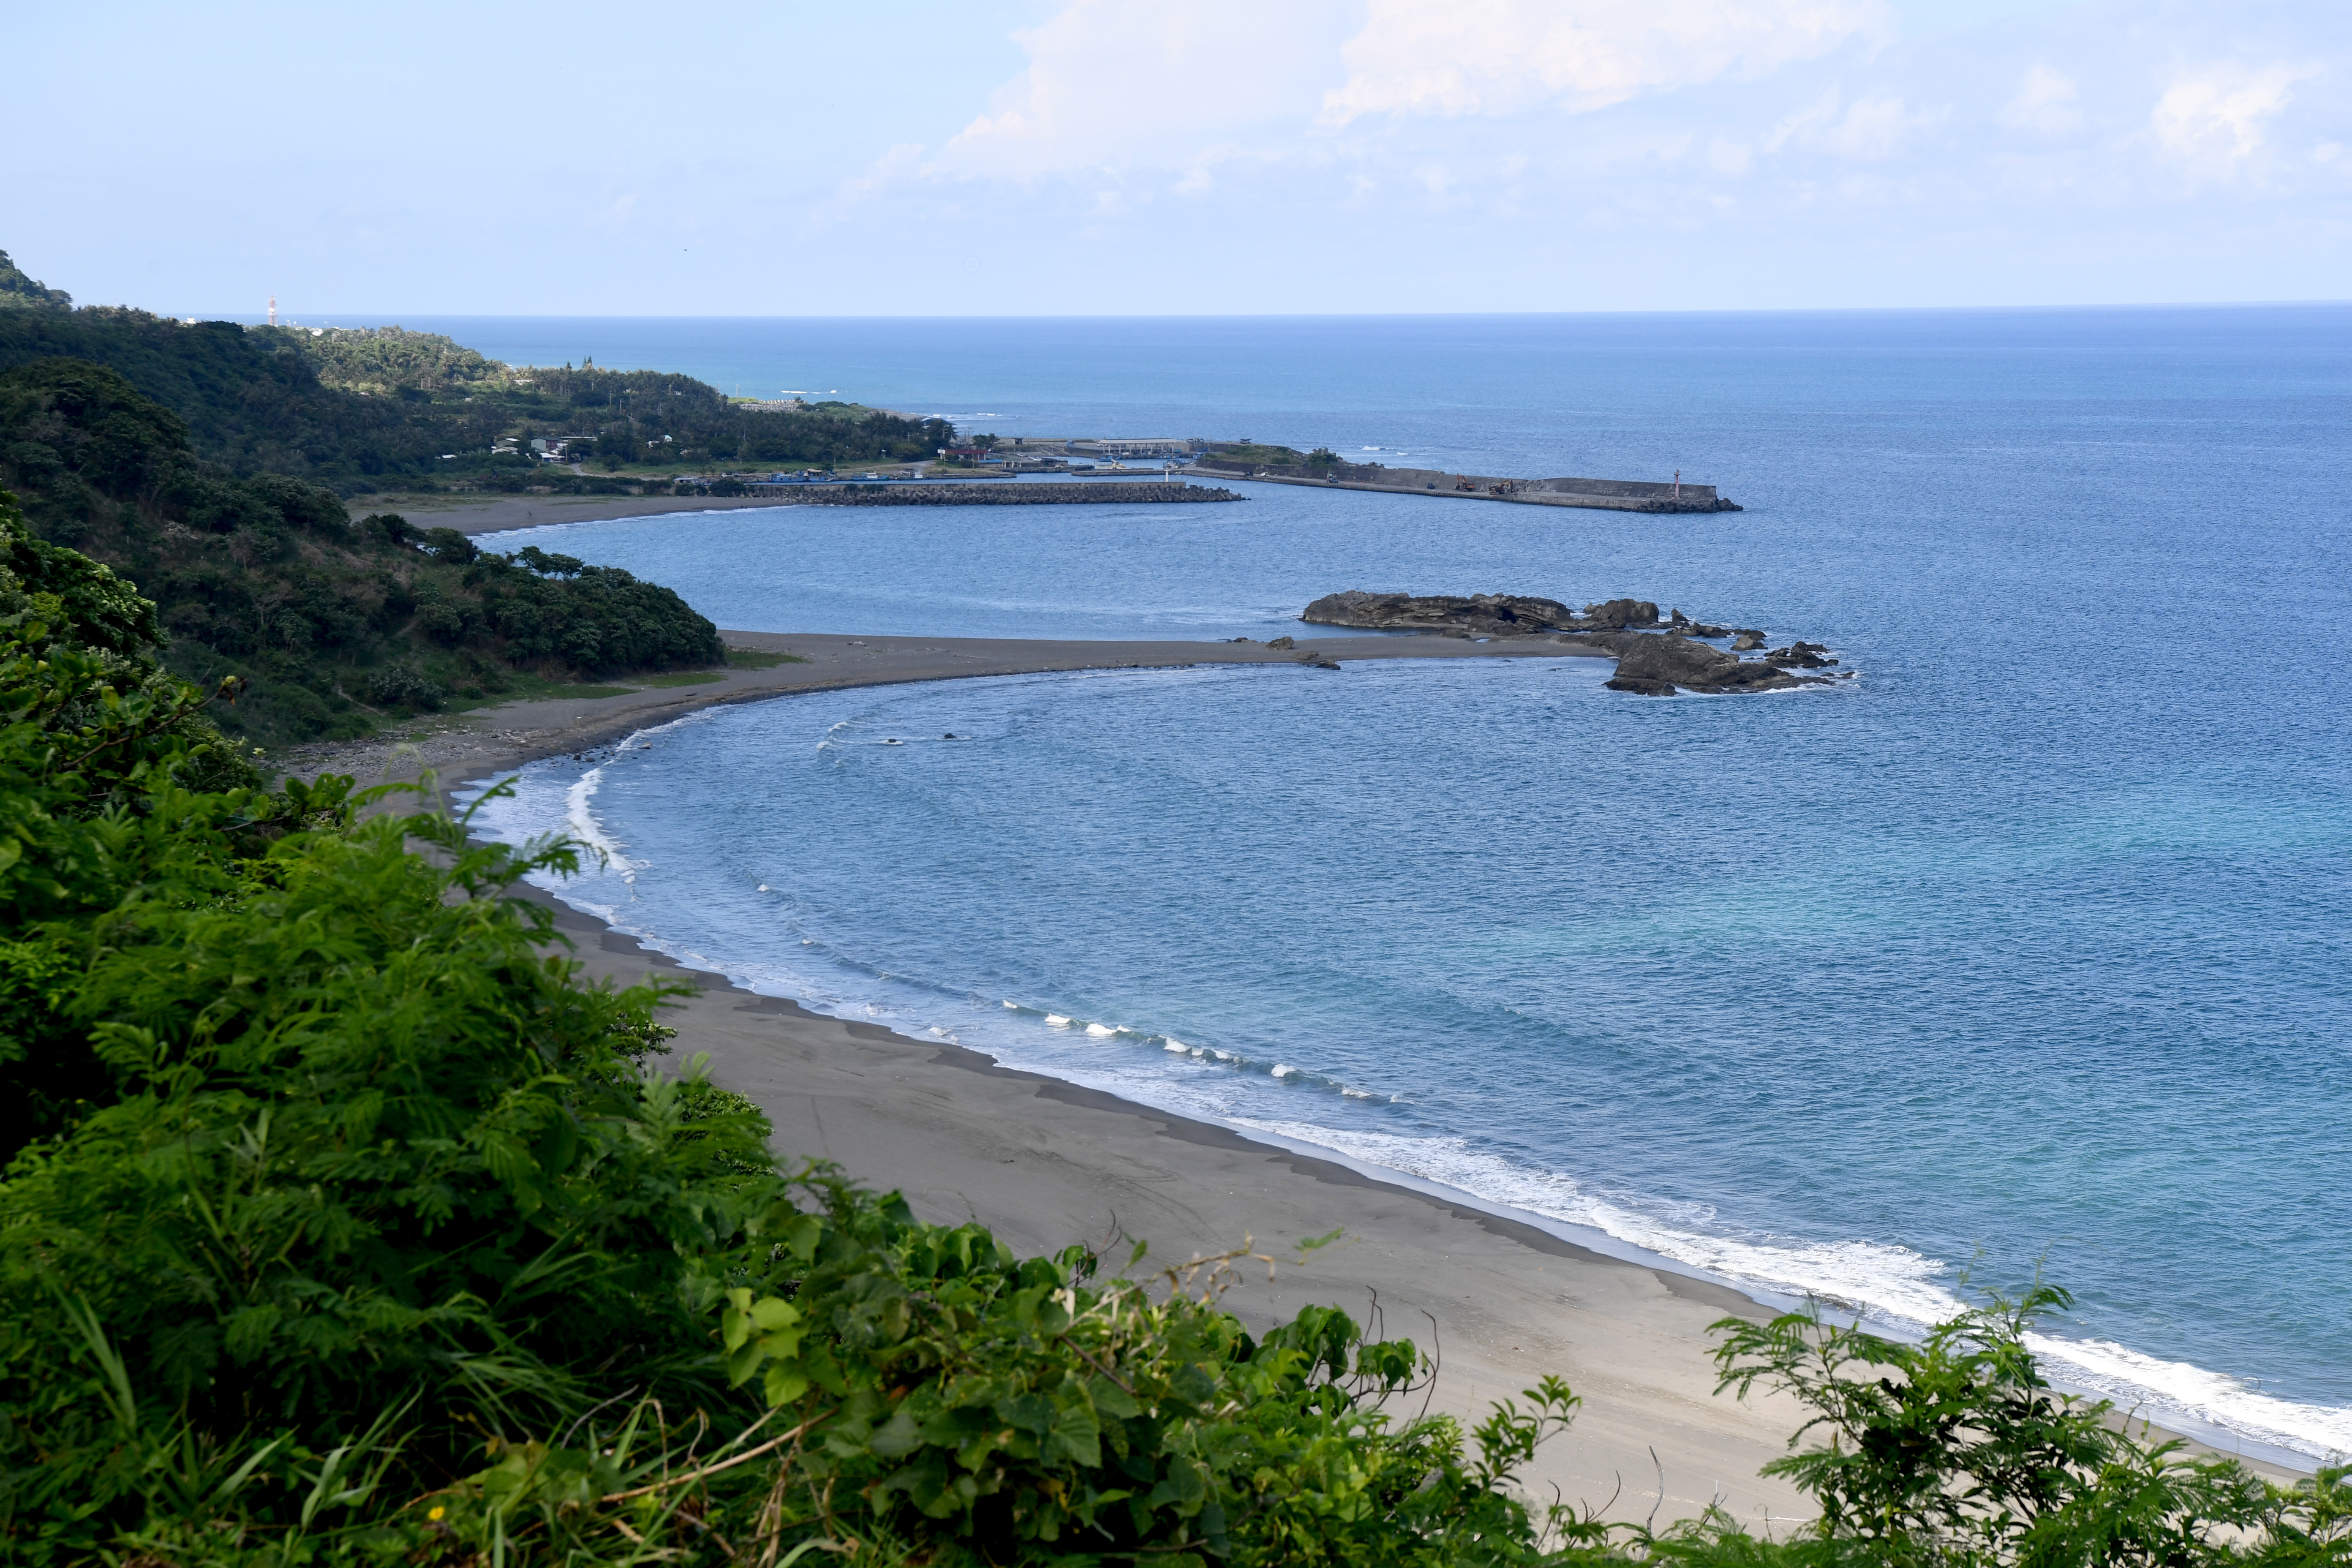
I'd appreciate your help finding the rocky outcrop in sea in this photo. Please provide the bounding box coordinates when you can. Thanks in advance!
[1299,590,1850,696]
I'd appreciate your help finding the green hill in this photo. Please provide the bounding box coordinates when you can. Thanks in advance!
[0,307,955,495]
[0,358,719,742]
[0,249,71,313]
[0,249,973,743]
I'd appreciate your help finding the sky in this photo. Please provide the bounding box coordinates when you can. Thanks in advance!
[9,0,2346,315]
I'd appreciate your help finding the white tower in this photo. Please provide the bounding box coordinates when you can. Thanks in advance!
[267,294,278,327]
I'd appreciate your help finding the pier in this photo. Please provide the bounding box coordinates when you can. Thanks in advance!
[1185,455,1741,513]
[746,480,1241,505]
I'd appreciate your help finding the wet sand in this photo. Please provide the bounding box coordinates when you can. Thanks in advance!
[531,891,1821,1528]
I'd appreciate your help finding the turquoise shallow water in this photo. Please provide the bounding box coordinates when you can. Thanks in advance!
[457,308,2352,1460]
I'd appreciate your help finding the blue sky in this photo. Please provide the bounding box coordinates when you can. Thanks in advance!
[11,0,2345,314]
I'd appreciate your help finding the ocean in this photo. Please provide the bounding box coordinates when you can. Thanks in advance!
[447,308,2351,1464]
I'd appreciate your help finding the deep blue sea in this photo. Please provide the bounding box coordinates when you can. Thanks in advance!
[449,310,2352,1463]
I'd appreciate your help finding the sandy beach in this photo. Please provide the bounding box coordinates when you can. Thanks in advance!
[362,492,831,536]
[291,626,1829,1524]
[286,626,2298,1526]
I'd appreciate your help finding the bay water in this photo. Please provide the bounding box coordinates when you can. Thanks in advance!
[452,308,2352,1462]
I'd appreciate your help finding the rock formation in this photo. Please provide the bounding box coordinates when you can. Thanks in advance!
[1299,589,1848,696]
[1300,591,1579,636]
[1602,635,1836,696]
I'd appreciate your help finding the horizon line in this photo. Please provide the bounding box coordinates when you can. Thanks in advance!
[156,298,2352,324]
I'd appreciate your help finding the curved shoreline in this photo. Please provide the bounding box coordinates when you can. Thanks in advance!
[275,627,1610,792]
[285,631,2317,1498]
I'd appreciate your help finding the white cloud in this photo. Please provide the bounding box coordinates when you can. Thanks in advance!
[938,0,1351,177]
[2152,62,2318,172]
[1999,64,2082,134]
[1765,90,1937,161]
[1320,0,1887,123]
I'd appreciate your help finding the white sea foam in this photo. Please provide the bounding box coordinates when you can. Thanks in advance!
[458,747,2349,1465]
[561,767,639,879]
[1222,1116,2351,1460]
[2024,1334,2352,1459]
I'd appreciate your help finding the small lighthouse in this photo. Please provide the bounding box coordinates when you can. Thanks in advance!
[267,294,278,327]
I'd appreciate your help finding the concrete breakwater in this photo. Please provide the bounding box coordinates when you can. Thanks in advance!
[753,481,1241,506]
[1190,458,1740,513]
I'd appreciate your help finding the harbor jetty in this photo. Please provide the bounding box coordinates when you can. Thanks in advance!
[746,480,1241,506]
[1189,452,1740,513]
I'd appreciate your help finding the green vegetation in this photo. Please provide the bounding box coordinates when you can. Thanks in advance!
[0,250,69,313]
[0,363,722,741]
[0,303,957,496]
[1204,441,1308,467]
[4,502,2347,1565]
[725,646,808,670]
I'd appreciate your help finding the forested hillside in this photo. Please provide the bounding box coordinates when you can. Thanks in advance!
[0,306,954,493]
[0,360,719,740]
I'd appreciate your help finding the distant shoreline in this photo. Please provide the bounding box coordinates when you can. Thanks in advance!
[349,491,808,536]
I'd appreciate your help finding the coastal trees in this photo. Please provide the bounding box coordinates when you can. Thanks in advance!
[0,305,958,493]
[0,250,69,312]
[0,357,722,738]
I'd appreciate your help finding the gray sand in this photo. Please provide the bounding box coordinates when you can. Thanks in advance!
[536,893,1818,1527]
